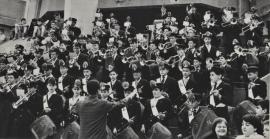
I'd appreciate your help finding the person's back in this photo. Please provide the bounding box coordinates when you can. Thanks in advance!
[78,95,113,139]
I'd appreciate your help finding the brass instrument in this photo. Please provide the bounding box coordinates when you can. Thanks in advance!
[158,42,172,50]
[201,18,217,28]
[122,56,136,64]
[221,17,240,27]
[242,21,264,33]
[12,88,37,109]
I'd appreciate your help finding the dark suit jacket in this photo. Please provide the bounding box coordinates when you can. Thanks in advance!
[207,81,233,106]
[161,76,182,105]
[43,94,64,126]
[110,80,124,100]
[142,97,174,131]
[200,45,218,61]
[58,75,75,99]
[179,76,198,94]
[136,78,153,100]
[52,59,61,79]
[77,53,90,67]
[247,78,267,99]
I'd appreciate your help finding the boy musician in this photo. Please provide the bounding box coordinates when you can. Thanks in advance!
[131,69,153,103]
[81,66,95,93]
[58,60,75,99]
[207,66,232,121]
[43,77,64,128]
[141,84,174,136]
[178,65,198,96]
[246,66,267,102]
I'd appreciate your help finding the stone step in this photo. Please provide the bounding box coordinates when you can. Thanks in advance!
[0,39,31,54]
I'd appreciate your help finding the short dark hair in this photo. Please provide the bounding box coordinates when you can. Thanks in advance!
[242,114,263,135]
[257,100,269,113]
[87,80,100,95]
[47,77,56,86]
[21,18,26,21]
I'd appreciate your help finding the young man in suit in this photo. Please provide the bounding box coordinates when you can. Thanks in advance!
[108,70,124,100]
[156,63,182,106]
[141,84,174,135]
[178,65,198,96]
[49,48,61,79]
[43,77,64,128]
[73,43,90,68]
[132,69,153,103]
[246,66,267,102]
[58,60,75,99]
[81,66,95,93]
[200,32,218,62]
[208,66,232,120]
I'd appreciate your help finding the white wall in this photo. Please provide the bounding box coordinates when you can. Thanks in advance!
[0,0,26,26]
[98,0,238,9]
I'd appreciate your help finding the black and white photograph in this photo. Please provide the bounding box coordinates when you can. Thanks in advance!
[0,0,269,139]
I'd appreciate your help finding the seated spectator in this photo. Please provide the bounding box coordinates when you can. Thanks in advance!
[0,29,6,43]
[209,117,233,139]
[236,114,264,139]
[32,18,46,38]
[14,18,28,40]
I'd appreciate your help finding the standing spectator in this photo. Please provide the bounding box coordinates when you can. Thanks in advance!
[14,18,28,40]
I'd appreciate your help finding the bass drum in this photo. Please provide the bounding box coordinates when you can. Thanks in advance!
[233,100,256,134]
[115,126,139,139]
[61,121,80,139]
[147,122,173,139]
[30,115,56,139]
[191,107,218,139]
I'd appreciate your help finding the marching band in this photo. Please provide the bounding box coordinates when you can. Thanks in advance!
[0,3,269,139]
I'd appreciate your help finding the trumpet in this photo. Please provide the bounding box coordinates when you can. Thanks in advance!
[158,42,172,50]
[242,21,264,33]
[221,18,240,27]
[12,88,37,109]
[122,56,136,64]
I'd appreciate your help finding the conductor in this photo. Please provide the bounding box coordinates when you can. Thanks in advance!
[77,80,135,139]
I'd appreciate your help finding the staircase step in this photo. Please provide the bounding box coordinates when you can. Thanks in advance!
[0,39,31,54]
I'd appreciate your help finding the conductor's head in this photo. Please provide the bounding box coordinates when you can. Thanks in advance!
[87,80,100,95]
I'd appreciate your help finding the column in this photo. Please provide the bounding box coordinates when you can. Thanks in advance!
[238,0,249,17]
[64,0,99,35]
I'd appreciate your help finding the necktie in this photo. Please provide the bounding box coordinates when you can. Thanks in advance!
[214,83,217,90]
[161,76,165,84]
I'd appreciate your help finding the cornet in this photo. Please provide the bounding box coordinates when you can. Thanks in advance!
[242,21,264,33]
[12,88,37,109]
[158,42,172,50]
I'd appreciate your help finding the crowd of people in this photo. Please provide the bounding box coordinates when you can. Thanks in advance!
[0,4,269,139]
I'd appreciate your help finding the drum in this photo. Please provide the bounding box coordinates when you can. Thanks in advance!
[61,121,80,139]
[148,122,173,139]
[115,126,139,139]
[191,107,217,139]
[30,115,56,139]
[233,100,257,133]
